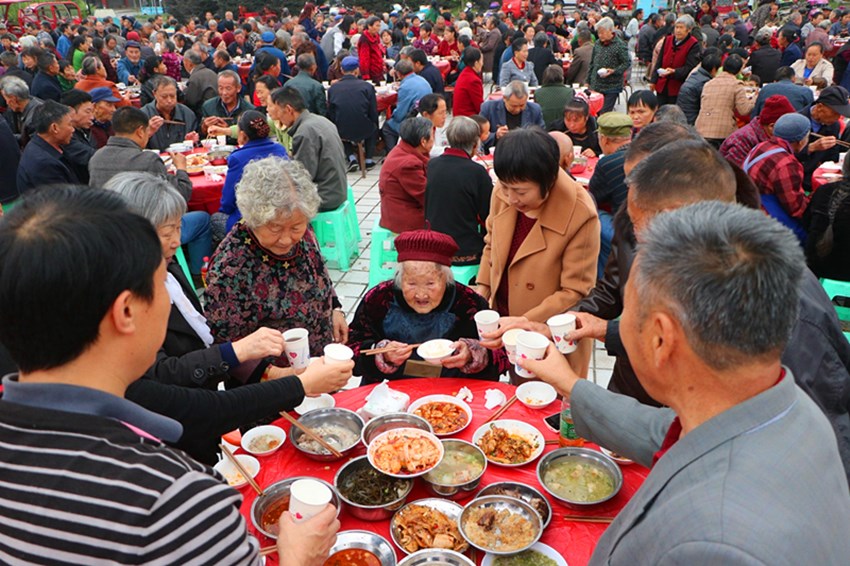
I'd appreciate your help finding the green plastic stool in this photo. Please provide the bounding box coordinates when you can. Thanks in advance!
[311,198,360,271]
[451,264,480,287]
[346,186,361,244]
[368,217,398,289]
[174,246,201,299]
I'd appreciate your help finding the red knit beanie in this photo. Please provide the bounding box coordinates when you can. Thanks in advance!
[759,95,796,126]
[395,230,459,266]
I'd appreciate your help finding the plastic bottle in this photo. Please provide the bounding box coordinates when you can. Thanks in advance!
[200,256,210,287]
[559,397,584,447]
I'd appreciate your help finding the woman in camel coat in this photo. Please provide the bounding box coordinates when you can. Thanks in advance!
[476,128,600,379]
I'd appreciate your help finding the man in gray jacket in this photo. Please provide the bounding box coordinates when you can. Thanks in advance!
[676,51,721,124]
[523,198,850,564]
[268,86,346,211]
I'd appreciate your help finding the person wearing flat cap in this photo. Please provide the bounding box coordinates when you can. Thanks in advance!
[588,112,633,277]
[798,85,850,192]
[328,55,379,169]
[744,112,811,240]
[348,229,509,384]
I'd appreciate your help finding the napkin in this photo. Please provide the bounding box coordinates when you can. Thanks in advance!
[456,387,473,403]
[362,380,410,418]
[484,389,507,410]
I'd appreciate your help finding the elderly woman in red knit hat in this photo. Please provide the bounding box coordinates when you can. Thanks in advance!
[348,230,509,384]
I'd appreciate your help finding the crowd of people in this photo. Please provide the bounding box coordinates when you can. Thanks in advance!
[1,1,850,564]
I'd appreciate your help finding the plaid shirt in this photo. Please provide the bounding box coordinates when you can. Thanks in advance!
[719,120,770,169]
[695,72,756,140]
[745,138,809,219]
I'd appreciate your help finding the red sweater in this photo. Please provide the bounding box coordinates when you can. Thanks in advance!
[378,141,429,233]
[358,31,385,81]
[453,66,483,117]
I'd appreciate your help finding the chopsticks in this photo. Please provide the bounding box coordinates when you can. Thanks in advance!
[279,411,344,458]
[162,119,186,125]
[484,394,517,423]
[219,443,264,496]
[545,439,559,446]
[361,342,423,356]
[811,132,850,149]
[563,514,614,524]
[259,546,278,557]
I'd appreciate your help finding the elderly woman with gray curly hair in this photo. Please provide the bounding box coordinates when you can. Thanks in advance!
[205,156,348,375]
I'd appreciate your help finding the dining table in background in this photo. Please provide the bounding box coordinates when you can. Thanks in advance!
[811,161,845,193]
[159,147,226,214]
[488,88,604,117]
[235,377,649,566]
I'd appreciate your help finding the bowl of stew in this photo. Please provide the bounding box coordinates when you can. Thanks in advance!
[323,530,396,566]
[536,447,622,508]
[250,477,341,539]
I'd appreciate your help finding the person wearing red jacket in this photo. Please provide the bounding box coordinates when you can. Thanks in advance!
[358,16,385,83]
[437,27,462,61]
[453,47,484,117]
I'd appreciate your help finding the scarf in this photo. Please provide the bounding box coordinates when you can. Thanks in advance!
[382,285,458,344]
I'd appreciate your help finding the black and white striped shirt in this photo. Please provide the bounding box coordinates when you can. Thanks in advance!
[0,377,260,565]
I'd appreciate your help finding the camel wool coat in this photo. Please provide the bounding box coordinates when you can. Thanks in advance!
[477,171,600,375]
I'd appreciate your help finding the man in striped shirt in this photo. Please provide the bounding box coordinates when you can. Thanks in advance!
[0,187,339,565]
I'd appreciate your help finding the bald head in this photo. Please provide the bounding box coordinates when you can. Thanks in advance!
[549,131,573,171]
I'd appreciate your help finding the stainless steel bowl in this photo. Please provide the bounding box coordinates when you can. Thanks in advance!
[250,477,340,539]
[326,530,397,566]
[421,440,486,500]
[536,447,623,508]
[458,495,543,555]
[334,455,414,521]
[397,549,475,566]
[290,407,364,462]
[390,498,465,555]
[361,412,433,447]
[475,482,552,529]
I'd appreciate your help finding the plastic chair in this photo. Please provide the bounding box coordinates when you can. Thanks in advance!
[368,217,398,289]
[174,246,199,298]
[346,186,361,245]
[311,197,360,271]
[820,278,850,343]
[451,263,480,287]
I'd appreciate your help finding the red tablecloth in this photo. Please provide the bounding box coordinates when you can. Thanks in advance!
[164,148,227,214]
[238,63,252,81]
[811,164,843,193]
[474,151,598,186]
[434,59,451,80]
[377,91,399,119]
[237,378,648,565]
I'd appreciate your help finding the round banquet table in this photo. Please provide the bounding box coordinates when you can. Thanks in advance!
[377,90,399,118]
[434,59,451,80]
[237,378,648,565]
[811,162,844,193]
[162,148,227,214]
[474,154,598,187]
[488,89,603,117]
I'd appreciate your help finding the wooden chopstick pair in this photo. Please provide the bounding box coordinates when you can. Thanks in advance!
[361,342,423,356]
[279,411,344,458]
[219,443,264,496]
[161,119,186,125]
[484,394,517,423]
[811,132,850,149]
[563,514,614,524]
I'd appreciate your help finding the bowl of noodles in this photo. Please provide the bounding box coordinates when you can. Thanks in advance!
[367,427,444,478]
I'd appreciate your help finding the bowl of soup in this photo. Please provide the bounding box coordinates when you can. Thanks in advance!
[323,530,396,566]
[422,440,487,499]
[250,477,341,539]
[536,447,622,507]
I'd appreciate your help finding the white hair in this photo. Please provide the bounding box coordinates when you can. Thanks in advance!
[393,262,454,288]
[236,156,321,228]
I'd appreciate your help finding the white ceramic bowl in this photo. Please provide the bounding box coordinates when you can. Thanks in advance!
[367,427,445,478]
[295,393,335,415]
[416,339,455,364]
[516,382,558,409]
[408,394,473,436]
[213,454,260,489]
[240,425,286,456]
[471,419,545,467]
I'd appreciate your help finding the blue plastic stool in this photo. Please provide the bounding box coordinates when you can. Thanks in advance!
[451,264,480,287]
[311,198,360,271]
[368,217,398,288]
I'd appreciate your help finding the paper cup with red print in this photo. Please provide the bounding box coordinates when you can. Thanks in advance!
[502,328,523,364]
[515,331,550,378]
[547,314,578,354]
[283,328,310,370]
[288,478,333,522]
[474,309,500,340]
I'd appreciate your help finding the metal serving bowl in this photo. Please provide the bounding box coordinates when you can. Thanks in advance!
[326,530,397,566]
[361,412,433,447]
[475,482,552,529]
[458,495,543,556]
[290,407,364,462]
[250,477,340,540]
[536,447,623,508]
[390,498,465,555]
[421,440,487,500]
[334,455,414,521]
[397,549,475,566]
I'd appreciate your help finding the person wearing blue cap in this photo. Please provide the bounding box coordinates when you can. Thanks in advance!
[743,112,811,239]
[328,55,379,169]
[117,40,142,85]
[254,30,291,83]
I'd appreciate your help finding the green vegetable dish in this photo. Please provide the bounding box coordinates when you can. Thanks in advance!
[423,448,484,485]
[338,464,411,506]
[542,457,615,502]
[493,549,558,566]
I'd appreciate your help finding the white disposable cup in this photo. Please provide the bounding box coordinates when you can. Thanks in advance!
[283,328,310,369]
[216,134,227,146]
[573,145,582,158]
[515,331,550,378]
[289,479,332,522]
[323,343,353,365]
[502,328,522,364]
[474,310,500,339]
[547,313,578,354]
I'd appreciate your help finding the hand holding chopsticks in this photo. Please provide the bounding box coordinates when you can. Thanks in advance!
[219,443,264,496]
[810,132,850,149]
[279,411,343,458]
[361,342,422,356]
